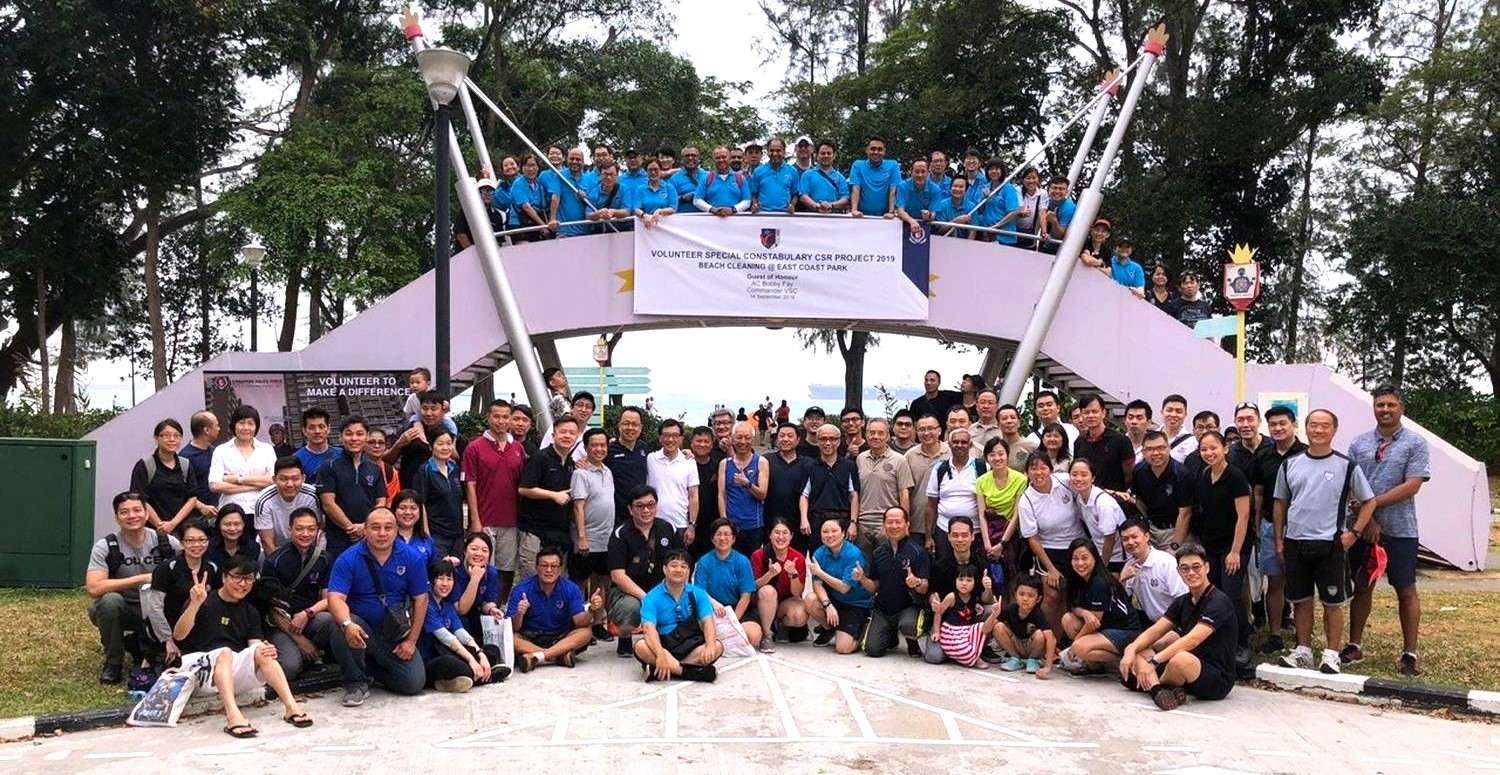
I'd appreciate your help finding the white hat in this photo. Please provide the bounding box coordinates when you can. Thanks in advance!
[476,176,497,190]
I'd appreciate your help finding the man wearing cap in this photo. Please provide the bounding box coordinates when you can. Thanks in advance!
[793,137,814,171]
[752,137,800,215]
[1109,237,1146,298]
[618,149,648,204]
[796,407,830,459]
[454,177,505,249]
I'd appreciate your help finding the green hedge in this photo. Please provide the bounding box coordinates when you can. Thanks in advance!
[1404,388,1500,468]
[0,405,121,440]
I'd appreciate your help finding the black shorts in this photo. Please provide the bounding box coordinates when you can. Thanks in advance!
[1283,538,1349,605]
[830,600,871,639]
[1037,547,1072,577]
[522,630,565,649]
[568,551,609,582]
[1184,660,1234,701]
[659,626,706,660]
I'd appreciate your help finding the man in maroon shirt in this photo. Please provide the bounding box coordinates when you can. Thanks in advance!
[463,400,526,595]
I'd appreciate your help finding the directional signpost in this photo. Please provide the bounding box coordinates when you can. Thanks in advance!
[563,362,652,428]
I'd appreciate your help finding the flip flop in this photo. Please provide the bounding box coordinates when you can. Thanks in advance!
[283,712,314,728]
[224,723,259,738]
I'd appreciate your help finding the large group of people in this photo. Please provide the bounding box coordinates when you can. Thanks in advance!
[455,138,1216,329]
[91,365,1429,735]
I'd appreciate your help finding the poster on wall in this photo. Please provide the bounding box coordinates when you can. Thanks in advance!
[632,214,930,320]
[203,371,410,446]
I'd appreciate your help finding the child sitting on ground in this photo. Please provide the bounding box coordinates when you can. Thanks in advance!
[994,574,1056,678]
[932,564,999,669]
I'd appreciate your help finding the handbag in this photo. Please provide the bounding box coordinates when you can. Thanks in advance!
[360,552,413,642]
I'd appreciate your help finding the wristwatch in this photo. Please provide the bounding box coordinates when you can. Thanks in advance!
[341,619,356,629]
[822,600,833,609]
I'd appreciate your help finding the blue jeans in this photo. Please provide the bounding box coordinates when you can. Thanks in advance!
[327,614,425,695]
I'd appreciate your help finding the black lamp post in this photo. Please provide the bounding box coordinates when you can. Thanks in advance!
[416,47,472,396]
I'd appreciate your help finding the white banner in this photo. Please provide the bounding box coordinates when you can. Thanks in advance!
[632,214,930,320]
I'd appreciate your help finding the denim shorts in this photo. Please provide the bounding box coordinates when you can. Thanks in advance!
[1256,521,1283,576]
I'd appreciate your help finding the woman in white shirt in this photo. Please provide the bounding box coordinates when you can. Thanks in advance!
[1017,454,1084,641]
[1067,458,1127,572]
[209,405,277,517]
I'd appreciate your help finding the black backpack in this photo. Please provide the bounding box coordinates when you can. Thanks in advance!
[105,529,175,575]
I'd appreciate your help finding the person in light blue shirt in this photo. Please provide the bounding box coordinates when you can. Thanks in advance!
[579,144,614,191]
[630,159,678,228]
[894,159,943,237]
[491,156,519,230]
[536,145,566,208]
[509,154,552,240]
[797,140,851,213]
[848,136,901,217]
[971,159,1022,245]
[931,175,974,237]
[667,146,706,209]
[1040,175,1078,252]
[694,146,751,216]
[1108,238,1147,297]
[634,549,722,683]
[618,149,648,204]
[694,519,764,644]
[586,161,631,233]
[806,518,873,654]
[751,137,801,214]
[547,147,592,237]
[928,150,952,195]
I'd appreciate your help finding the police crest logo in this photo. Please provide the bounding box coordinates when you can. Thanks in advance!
[759,228,779,249]
[659,538,669,547]
[396,565,406,575]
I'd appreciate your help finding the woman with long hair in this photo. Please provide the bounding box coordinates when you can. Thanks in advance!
[750,520,809,652]
[1058,537,1144,673]
[1038,422,1072,469]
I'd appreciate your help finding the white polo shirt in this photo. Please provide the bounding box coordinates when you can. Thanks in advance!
[924,456,981,533]
[646,448,699,529]
[1077,486,1127,564]
[1124,547,1189,621]
[1018,474,1084,550]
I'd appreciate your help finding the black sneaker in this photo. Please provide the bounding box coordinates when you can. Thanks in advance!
[679,663,717,683]
[1339,643,1364,665]
[642,661,658,683]
[813,627,836,647]
[979,644,1003,664]
[617,635,634,658]
[99,662,123,685]
[1259,634,1285,654]
[592,624,614,642]
[1398,652,1422,677]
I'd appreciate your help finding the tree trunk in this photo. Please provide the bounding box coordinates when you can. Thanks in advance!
[277,248,302,352]
[144,189,168,389]
[837,330,869,410]
[307,269,325,343]
[1283,122,1317,361]
[605,331,625,407]
[35,266,49,415]
[54,316,77,414]
[196,175,211,361]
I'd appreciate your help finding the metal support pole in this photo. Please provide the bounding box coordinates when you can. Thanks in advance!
[249,269,259,351]
[1066,72,1119,191]
[999,26,1169,405]
[457,87,494,178]
[435,103,453,397]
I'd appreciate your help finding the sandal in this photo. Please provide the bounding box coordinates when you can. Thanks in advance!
[224,723,259,738]
[1150,685,1183,711]
[283,712,314,728]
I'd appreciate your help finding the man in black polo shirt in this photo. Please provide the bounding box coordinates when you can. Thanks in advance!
[607,484,683,657]
[317,415,387,560]
[1072,393,1134,491]
[517,416,579,579]
[857,507,929,658]
[799,424,859,553]
[606,406,652,524]
[1251,405,1305,652]
[795,406,829,458]
[387,391,467,490]
[1120,543,1238,710]
[767,423,812,530]
[1228,402,1273,479]
[1125,431,1192,550]
[263,507,333,680]
[909,370,961,428]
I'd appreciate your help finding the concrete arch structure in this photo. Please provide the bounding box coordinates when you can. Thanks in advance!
[86,233,1491,569]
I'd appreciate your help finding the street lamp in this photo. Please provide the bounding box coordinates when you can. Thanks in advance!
[240,238,266,351]
[417,46,471,396]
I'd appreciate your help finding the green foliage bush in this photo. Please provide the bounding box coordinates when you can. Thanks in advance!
[1404,389,1500,468]
[0,405,122,440]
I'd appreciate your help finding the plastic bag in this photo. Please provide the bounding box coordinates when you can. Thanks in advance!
[126,668,196,727]
[480,615,515,671]
[712,607,755,658]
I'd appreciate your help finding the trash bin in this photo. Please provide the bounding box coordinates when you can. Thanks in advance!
[0,438,96,587]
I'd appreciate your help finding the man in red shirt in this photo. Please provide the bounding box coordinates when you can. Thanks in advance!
[463,400,526,595]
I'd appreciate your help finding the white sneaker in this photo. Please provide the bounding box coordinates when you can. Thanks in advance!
[1057,647,1084,672]
[1279,645,1314,670]
[1319,649,1342,675]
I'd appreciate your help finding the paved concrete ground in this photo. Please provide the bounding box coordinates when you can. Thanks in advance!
[3,646,1497,774]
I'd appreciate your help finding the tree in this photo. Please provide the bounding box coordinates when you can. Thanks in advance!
[798,330,880,410]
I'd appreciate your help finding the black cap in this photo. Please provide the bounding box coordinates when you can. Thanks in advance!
[624,148,639,157]
[802,406,826,419]
[1115,236,1134,247]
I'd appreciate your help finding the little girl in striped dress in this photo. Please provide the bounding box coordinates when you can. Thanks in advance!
[934,564,999,668]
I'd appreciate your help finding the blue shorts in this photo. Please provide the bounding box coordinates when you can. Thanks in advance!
[1257,521,1283,576]
[1100,627,1142,653]
[1381,535,1418,590]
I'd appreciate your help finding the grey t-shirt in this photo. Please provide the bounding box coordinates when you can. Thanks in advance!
[88,530,182,604]
[1273,450,1375,541]
[571,464,616,550]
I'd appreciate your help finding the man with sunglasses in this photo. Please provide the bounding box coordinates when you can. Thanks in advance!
[1346,386,1430,676]
[1119,543,1238,710]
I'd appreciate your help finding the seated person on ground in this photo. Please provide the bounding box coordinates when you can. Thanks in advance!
[693,519,764,647]
[208,503,261,569]
[326,507,429,707]
[144,518,220,667]
[1120,544,1239,710]
[420,559,505,693]
[453,532,503,638]
[1059,538,1145,673]
[608,484,684,658]
[931,564,1000,669]
[993,575,1056,677]
[86,491,182,683]
[750,520,810,651]
[262,507,334,681]
[173,554,311,738]
[805,518,874,654]
[634,549,724,683]
[509,546,600,672]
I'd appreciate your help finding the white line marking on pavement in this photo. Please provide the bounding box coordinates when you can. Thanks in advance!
[436,735,1096,749]
[838,681,875,739]
[1246,749,1302,758]
[757,654,800,739]
[1361,757,1421,765]
[42,750,72,761]
[1142,746,1201,753]
[940,712,962,741]
[311,745,371,752]
[1130,703,1225,721]
[0,754,20,761]
[1437,750,1500,766]
[664,687,679,740]
[551,715,568,742]
[83,752,152,759]
[965,666,1019,683]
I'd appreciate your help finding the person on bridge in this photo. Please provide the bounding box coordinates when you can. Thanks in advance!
[751,519,810,650]
[1346,386,1429,676]
[510,154,553,241]
[618,148,647,203]
[693,146,751,216]
[848,135,900,218]
[1108,238,1147,298]
[928,150,952,193]
[667,145,704,208]
[931,175,972,236]
[1120,543,1239,710]
[751,136,800,214]
[859,507,930,658]
[629,159,678,229]
[894,158,942,236]
[1146,262,1178,311]
[1038,175,1078,253]
[585,160,631,233]
[1166,270,1213,329]
[547,147,591,237]
[797,140,851,213]
[972,159,1022,246]
[635,549,723,683]
[509,545,597,672]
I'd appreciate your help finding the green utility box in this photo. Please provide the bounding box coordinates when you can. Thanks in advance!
[0,438,96,588]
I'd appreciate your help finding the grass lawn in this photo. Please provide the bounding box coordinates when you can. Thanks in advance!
[0,588,130,718]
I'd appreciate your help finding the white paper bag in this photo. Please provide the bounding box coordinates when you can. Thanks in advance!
[481,615,515,670]
[712,607,755,658]
[126,668,196,727]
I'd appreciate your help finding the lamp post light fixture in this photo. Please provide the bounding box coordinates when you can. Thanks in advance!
[416,46,472,396]
[240,239,266,351]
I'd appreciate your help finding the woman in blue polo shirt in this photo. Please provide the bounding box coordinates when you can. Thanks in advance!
[510,154,552,241]
[693,519,763,647]
[453,532,502,638]
[413,428,466,559]
[392,489,436,564]
[421,559,505,692]
[631,159,677,228]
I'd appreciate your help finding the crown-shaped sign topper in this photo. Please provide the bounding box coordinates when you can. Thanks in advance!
[1228,243,1258,264]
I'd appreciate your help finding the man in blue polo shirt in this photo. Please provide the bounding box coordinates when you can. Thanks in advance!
[293,408,341,480]
[752,137,800,214]
[580,144,613,190]
[928,150,952,194]
[894,159,943,237]
[327,507,428,706]
[1109,237,1147,298]
[806,518,873,654]
[508,546,597,672]
[694,146,751,217]
[1040,175,1077,252]
[667,146,705,208]
[848,136,901,218]
[317,415,387,560]
[547,147,592,237]
[635,549,722,682]
[798,141,851,213]
[617,149,648,204]
[586,160,631,233]
[856,506,929,658]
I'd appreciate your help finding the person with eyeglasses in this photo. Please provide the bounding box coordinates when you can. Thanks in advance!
[1249,405,1306,654]
[174,554,313,737]
[1346,386,1430,676]
[1118,543,1238,710]
[144,518,220,668]
[607,484,684,658]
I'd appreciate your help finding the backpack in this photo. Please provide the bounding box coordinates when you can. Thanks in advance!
[934,457,987,487]
[141,454,190,484]
[105,529,176,575]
